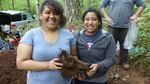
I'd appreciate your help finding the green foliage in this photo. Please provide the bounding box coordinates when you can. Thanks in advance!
[129,3,150,69]
[1,0,44,15]
[135,4,150,50]
[82,0,101,12]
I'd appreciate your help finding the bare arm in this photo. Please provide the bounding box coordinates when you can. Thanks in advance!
[16,43,63,71]
[16,44,49,71]
[100,8,113,24]
[130,6,145,21]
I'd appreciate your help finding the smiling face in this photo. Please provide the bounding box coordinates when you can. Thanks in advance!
[84,12,100,35]
[40,6,60,30]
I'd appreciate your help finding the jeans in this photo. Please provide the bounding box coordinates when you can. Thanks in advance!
[107,25,128,63]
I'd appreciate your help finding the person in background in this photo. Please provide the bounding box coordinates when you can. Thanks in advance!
[100,0,146,70]
[16,0,76,84]
[9,31,21,48]
[75,7,116,84]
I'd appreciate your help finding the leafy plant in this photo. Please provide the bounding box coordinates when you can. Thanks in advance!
[129,4,150,74]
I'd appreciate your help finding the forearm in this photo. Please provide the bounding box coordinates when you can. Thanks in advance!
[97,58,115,72]
[133,6,145,18]
[17,60,49,71]
[100,8,109,18]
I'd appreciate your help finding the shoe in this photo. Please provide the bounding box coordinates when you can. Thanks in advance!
[122,62,130,70]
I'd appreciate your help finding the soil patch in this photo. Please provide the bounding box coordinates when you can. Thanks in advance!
[107,58,150,84]
[0,50,26,84]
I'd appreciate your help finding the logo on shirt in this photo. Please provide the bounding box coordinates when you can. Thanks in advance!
[87,42,93,50]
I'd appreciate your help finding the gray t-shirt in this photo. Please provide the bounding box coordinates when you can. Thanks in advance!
[100,0,146,28]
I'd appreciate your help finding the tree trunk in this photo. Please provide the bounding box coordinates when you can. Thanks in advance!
[12,0,15,9]
[35,0,40,15]
[27,0,32,13]
[64,0,83,22]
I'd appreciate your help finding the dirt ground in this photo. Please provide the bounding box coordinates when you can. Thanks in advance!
[0,50,26,84]
[0,50,149,84]
[107,63,150,84]
[107,55,150,84]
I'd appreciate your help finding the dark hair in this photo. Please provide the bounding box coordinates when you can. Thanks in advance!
[40,0,66,27]
[82,7,102,28]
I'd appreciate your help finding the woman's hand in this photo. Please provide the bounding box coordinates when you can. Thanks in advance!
[48,58,63,70]
[87,64,99,77]
[74,74,86,80]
